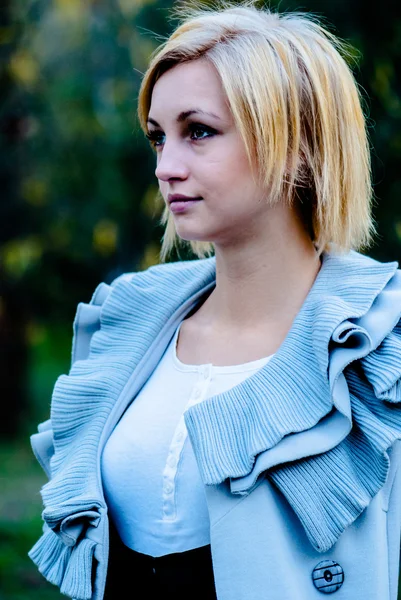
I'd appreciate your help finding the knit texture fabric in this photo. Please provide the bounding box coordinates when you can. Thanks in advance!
[29,250,401,599]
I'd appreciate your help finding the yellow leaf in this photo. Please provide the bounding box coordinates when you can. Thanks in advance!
[93,220,118,256]
[9,51,39,86]
[2,237,43,278]
[54,0,87,19]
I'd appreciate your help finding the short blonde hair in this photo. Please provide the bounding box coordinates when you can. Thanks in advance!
[137,0,375,261]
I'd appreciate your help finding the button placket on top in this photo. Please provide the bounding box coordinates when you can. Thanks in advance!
[162,365,212,521]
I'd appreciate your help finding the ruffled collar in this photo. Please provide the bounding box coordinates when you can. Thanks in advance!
[184,250,401,551]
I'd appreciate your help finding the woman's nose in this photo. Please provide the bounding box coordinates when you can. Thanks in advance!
[155,142,189,182]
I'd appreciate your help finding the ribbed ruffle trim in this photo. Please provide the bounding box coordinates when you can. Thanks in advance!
[185,254,401,552]
[29,525,96,599]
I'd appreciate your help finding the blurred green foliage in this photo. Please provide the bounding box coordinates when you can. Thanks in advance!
[1,0,401,598]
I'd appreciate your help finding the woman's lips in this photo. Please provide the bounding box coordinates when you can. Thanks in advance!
[169,198,203,213]
[167,193,202,203]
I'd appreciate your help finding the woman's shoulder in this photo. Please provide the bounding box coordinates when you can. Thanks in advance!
[310,249,400,327]
[321,249,399,287]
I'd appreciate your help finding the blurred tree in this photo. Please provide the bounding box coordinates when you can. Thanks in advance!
[1,0,167,435]
[0,0,29,437]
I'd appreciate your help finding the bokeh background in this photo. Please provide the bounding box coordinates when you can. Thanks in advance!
[1,0,401,598]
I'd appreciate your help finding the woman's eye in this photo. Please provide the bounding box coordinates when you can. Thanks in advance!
[145,124,216,149]
[145,130,165,148]
[188,123,216,140]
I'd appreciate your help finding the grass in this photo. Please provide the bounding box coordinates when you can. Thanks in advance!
[0,439,63,600]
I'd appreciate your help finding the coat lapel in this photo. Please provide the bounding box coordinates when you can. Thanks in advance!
[184,250,401,552]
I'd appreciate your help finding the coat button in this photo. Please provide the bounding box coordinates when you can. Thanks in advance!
[312,560,344,594]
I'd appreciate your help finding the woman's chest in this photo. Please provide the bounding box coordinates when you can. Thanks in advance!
[176,317,281,366]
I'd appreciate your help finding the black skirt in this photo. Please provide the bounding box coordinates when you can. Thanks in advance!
[103,519,218,600]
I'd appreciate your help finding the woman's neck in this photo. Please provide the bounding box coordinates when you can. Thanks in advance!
[193,205,322,333]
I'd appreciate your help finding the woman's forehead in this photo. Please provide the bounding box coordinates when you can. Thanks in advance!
[149,60,231,123]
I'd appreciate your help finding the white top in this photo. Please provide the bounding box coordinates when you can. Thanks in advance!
[101,321,273,557]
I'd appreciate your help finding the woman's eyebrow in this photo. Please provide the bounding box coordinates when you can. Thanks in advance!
[147,109,222,127]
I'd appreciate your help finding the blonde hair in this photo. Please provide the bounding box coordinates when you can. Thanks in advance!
[137,0,375,261]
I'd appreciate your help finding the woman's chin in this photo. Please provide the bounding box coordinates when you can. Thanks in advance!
[178,236,213,245]
[174,227,214,244]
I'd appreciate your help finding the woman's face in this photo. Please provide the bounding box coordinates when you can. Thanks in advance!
[147,58,270,246]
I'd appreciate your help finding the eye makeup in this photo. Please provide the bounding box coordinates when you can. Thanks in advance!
[146,123,218,149]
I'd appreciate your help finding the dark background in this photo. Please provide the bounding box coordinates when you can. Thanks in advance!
[1,0,400,598]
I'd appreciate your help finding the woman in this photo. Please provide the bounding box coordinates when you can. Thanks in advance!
[29,2,401,599]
